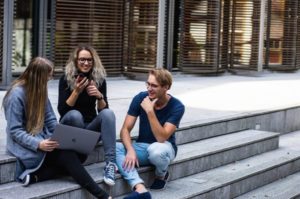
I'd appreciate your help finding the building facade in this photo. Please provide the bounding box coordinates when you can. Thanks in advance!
[1,0,300,86]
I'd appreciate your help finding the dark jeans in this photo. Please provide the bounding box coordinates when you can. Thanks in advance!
[32,149,109,199]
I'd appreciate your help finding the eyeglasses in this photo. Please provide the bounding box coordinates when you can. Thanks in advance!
[78,58,93,64]
[145,81,160,89]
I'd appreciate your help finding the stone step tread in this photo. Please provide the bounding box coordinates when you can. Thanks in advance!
[0,129,278,165]
[117,148,300,199]
[176,129,279,162]
[0,162,107,198]
[235,171,300,199]
[0,130,280,198]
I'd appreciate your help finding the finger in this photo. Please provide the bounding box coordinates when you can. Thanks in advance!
[122,159,129,170]
[129,160,135,171]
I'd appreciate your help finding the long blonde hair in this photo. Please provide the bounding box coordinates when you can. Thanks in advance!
[3,57,54,135]
[65,44,106,90]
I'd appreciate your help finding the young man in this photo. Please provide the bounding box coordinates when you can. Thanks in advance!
[116,69,185,199]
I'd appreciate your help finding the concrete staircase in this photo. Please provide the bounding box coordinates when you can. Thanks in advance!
[1,118,300,198]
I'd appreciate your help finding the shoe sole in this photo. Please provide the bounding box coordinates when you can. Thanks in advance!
[103,177,115,186]
[22,175,30,187]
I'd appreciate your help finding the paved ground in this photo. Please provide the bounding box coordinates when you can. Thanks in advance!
[1,70,300,143]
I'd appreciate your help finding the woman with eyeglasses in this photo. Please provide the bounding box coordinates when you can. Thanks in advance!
[57,45,117,187]
[3,57,111,199]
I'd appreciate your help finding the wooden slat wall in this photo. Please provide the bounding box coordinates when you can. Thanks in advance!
[55,0,124,75]
[124,0,159,72]
[296,1,300,68]
[281,0,297,68]
[227,0,260,70]
[179,0,222,73]
[45,0,56,63]
[265,0,299,70]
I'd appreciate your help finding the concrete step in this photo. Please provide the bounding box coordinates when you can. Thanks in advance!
[117,148,300,199]
[0,143,105,185]
[0,130,279,198]
[0,118,256,185]
[235,168,300,199]
[0,129,279,185]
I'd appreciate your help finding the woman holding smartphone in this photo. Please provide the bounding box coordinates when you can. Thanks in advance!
[57,45,117,186]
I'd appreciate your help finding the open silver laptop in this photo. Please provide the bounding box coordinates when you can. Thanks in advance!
[51,124,100,154]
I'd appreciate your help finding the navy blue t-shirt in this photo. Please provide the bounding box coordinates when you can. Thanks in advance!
[128,91,185,154]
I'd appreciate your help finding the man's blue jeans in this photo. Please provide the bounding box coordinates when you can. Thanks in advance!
[116,141,175,189]
[60,109,116,163]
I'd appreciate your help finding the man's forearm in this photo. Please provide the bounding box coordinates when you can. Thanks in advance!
[121,129,135,151]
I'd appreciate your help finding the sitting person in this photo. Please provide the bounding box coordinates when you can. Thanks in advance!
[57,45,117,186]
[3,57,111,199]
[116,68,185,199]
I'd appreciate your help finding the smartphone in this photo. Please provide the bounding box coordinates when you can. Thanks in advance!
[75,73,89,82]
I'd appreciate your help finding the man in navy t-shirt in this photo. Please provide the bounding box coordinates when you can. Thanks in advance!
[116,69,185,199]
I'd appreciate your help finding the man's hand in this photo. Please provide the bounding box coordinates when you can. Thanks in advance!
[122,149,139,172]
[141,96,157,113]
[38,139,59,152]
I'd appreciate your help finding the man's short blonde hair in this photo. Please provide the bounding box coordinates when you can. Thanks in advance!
[149,68,173,90]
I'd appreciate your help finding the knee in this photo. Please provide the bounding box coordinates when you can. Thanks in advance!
[98,109,115,123]
[147,143,170,163]
[69,110,83,120]
[61,110,84,127]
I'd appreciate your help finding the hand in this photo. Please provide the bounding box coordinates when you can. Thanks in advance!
[86,80,103,99]
[74,76,89,94]
[38,139,59,152]
[122,149,139,172]
[141,96,157,113]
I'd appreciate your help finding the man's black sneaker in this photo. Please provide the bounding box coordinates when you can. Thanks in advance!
[149,171,169,190]
[124,191,152,199]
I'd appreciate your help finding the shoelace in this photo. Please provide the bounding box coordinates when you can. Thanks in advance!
[106,163,115,179]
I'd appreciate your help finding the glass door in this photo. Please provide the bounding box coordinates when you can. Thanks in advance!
[12,0,33,75]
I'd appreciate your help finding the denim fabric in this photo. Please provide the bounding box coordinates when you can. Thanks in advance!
[60,109,116,162]
[116,141,175,189]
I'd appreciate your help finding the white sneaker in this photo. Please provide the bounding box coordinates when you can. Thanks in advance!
[22,174,30,187]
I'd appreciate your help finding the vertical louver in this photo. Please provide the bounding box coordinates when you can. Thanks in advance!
[296,1,300,68]
[45,0,56,62]
[55,0,124,75]
[227,0,261,70]
[179,0,222,73]
[265,0,300,70]
[123,0,159,73]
